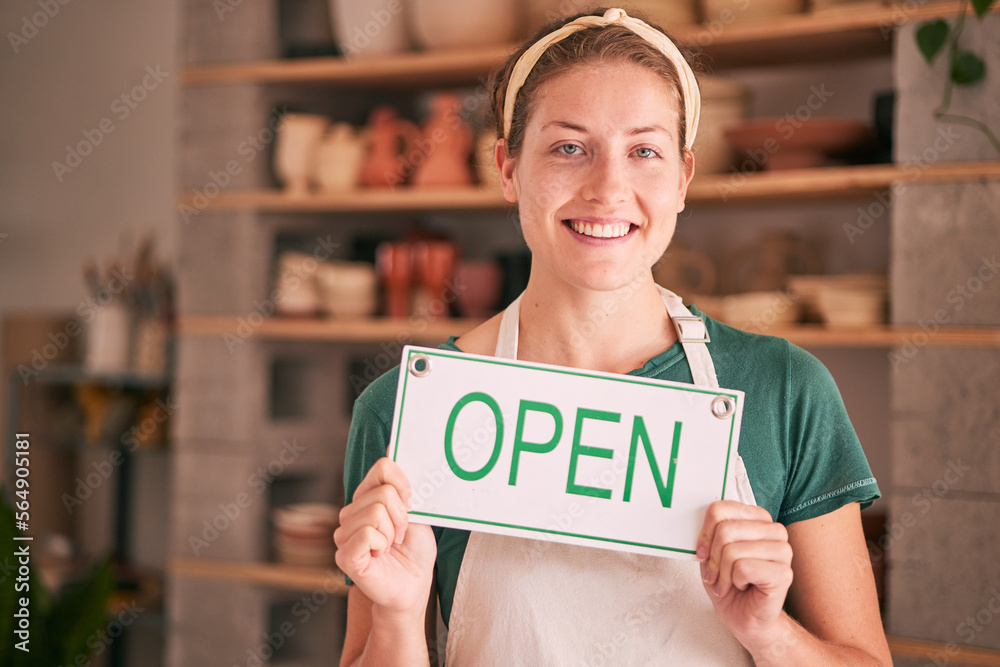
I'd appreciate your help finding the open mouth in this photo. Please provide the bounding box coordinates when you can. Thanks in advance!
[564,219,635,239]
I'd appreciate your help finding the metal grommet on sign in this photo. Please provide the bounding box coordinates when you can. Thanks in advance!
[711,394,734,419]
[408,353,431,377]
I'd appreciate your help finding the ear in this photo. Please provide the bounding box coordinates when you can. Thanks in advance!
[676,149,696,213]
[496,138,519,204]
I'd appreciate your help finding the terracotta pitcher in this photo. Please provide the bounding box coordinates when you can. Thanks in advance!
[411,92,474,187]
[361,106,419,188]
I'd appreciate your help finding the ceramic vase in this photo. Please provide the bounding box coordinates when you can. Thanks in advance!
[329,0,411,58]
[361,107,420,188]
[454,260,502,318]
[274,113,329,196]
[315,123,367,191]
[408,0,522,50]
[376,241,413,317]
[411,92,474,187]
[85,301,131,374]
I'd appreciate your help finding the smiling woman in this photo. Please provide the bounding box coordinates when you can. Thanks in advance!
[335,8,892,667]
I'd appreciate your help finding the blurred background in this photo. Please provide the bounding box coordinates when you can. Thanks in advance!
[1,0,998,665]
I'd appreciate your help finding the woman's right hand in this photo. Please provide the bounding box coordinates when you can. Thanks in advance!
[335,457,437,616]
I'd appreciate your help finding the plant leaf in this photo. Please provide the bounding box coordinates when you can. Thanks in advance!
[916,20,950,64]
[951,50,986,85]
[47,556,115,666]
[971,0,995,19]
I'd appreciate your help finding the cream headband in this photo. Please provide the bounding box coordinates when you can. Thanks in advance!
[502,7,700,149]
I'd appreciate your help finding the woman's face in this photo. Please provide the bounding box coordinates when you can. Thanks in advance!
[499,61,694,294]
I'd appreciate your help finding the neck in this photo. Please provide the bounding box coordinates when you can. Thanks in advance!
[516,275,677,373]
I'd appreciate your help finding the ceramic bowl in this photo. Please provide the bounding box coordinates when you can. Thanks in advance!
[724,118,874,170]
[694,291,799,332]
[315,261,378,317]
[788,273,887,324]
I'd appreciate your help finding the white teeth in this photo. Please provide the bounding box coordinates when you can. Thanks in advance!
[568,220,631,238]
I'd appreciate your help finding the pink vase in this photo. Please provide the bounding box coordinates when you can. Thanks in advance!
[454,260,502,318]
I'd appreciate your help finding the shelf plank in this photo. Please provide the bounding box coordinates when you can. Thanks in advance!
[178,315,484,343]
[178,316,1000,348]
[178,162,1000,211]
[181,43,514,87]
[178,186,509,213]
[170,557,349,594]
[181,2,996,86]
[688,161,1000,204]
[888,636,1000,667]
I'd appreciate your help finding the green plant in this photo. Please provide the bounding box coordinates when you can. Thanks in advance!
[915,0,999,153]
[0,490,114,667]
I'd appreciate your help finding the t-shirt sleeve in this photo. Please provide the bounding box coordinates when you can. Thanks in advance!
[777,346,881,524]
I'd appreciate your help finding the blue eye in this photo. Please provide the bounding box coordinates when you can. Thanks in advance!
[557,144,580,155]
[635,147,657,158]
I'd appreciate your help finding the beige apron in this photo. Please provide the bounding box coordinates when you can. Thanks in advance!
[443,286,756,666]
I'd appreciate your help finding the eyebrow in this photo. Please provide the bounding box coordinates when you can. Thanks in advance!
[540,120,673,137]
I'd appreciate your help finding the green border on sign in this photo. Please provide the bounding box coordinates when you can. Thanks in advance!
[393,347,741,553]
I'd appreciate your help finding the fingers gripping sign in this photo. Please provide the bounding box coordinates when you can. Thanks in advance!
[696,500,794,640]
[334,456,437,614]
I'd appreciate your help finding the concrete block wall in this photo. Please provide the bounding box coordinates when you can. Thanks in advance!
[170,2,358,665]
[887,17,1000,650]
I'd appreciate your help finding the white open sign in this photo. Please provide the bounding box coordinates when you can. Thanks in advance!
[389,345,744,559]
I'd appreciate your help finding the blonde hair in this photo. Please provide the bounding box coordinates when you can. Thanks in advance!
[487,8,699,160]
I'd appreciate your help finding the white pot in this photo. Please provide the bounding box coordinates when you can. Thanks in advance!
[274,113,329,196]
[330,0,411,58]
[315,123,367,191]
[85,301,131,374]
[408,0,522,50]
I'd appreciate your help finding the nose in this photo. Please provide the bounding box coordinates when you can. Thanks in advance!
[580,153,629,206]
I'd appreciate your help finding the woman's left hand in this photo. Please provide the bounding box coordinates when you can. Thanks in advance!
[696,500,794,644]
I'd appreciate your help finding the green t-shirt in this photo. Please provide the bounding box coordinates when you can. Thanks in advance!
[343,309,880,627]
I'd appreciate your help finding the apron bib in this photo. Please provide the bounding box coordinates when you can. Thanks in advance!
[444,287,756,666]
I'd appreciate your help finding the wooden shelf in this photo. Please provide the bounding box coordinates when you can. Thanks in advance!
[181,2,993,86]
[179,162,1000,212]
[181,43,514,87]
[687,161,1000,204]
[170,557,349,594]
[888,636,1000,666]
[178,186,509,213]
[178,315,484,343]
[179,316,1000,348]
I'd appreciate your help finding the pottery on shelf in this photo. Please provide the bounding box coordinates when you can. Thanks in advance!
[724,118,875,170]
[275,251,322,316]
[701,0,804,23]
[274,112,330,196]
[411,93,474,188]
[376,241,414,317]
[624,0,698,26]
[315,122,367,191]
[361,106,420,188]
[272,503,340,567]
[329,0,411,58]
[788,273,887,326]
[722,231,822,294]
[315,261,378,317]
[411,240,459,320]
[407,0,522,50]
[454,260,502,318]
[653,237,717,301]
[693,76,750,174]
